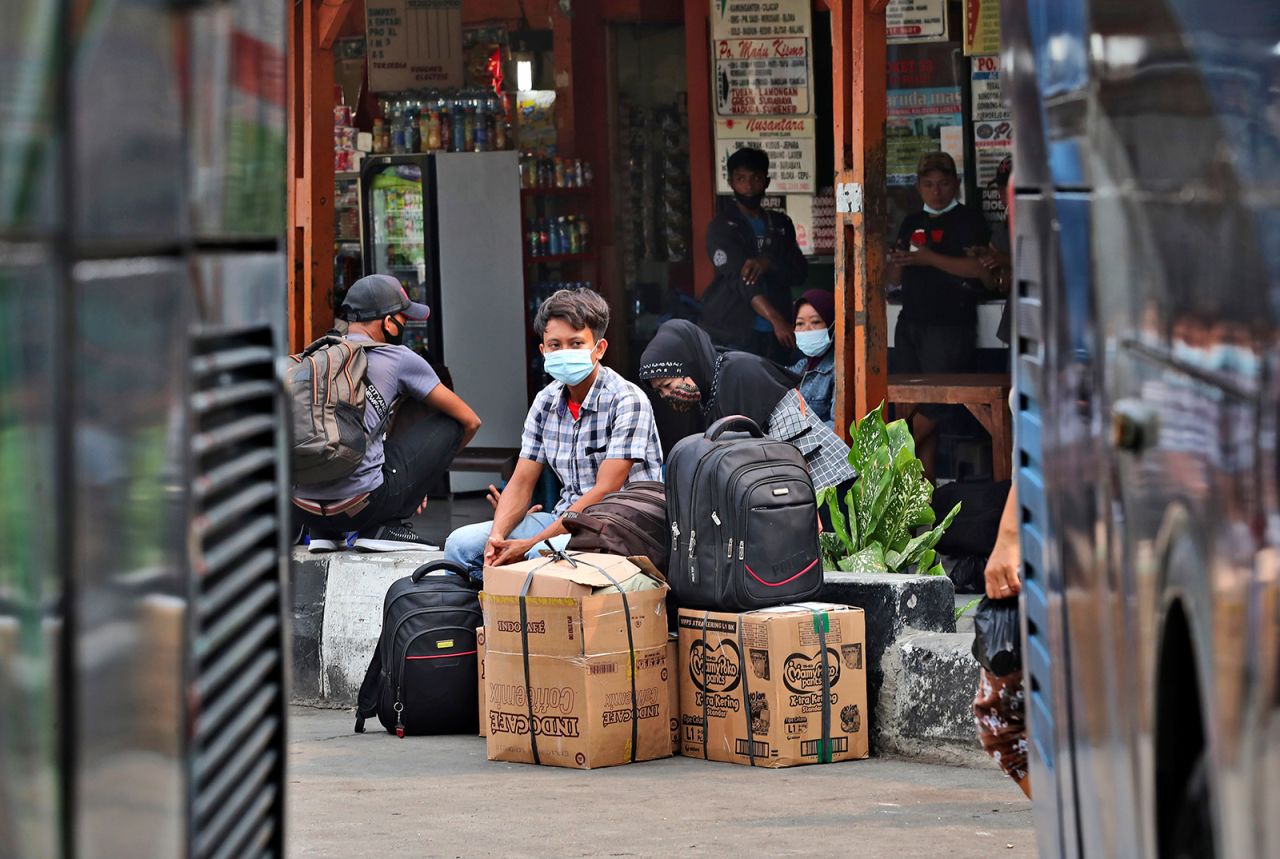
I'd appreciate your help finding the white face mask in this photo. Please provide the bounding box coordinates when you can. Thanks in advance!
[795,327,831,358]
[923,198,959,216]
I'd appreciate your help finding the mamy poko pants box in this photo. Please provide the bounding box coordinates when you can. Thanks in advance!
[677,604,869,768]
[481,553,672,769]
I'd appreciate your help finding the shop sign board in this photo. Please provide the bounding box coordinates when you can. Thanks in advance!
[715,117,816,195]
[366,0,463,93]
[971,55,1013,224]
[710,0,811,40]
[886,0,949,45]
[713,38,811,116]
[886,86,965,188]
[964,0,1001,55]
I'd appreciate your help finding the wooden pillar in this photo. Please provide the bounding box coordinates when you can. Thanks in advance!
[287,0,341,352]
[832,0,888,437]
[683,0,714,297]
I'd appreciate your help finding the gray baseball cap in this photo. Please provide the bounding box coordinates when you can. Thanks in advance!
[340,274,430,322]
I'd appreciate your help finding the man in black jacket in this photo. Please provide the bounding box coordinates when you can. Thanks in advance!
[699,147,807,360]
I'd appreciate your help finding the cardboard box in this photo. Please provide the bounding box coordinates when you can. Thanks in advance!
[677,604,869,768]
[484,645,671,769]
[482,553,673,769]
[477,626,487,737]
[666,637,680,755]
[482,553,669,658]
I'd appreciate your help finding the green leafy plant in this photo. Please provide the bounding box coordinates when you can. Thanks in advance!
[819,403,961,576]
[955,597,982,622]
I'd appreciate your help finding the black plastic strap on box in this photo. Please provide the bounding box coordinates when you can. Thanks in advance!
[810,609,833,764]
[517,547,639,765]
[700,612,710,761]
[737,621,756,767]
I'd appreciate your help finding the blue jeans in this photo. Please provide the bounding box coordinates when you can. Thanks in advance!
[443,511,571,581]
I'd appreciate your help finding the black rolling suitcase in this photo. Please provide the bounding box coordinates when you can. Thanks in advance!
[665,416,822,612]
[355,559,482,737]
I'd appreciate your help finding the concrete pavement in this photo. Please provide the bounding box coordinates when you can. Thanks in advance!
[288,705,1035,858]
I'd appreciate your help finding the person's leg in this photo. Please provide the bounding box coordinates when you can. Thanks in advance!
[378,400,464,522]
[443,520,496,577]
[442,512,560,580]
[915,324,977,482]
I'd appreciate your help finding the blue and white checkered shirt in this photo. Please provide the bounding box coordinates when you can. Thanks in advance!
[520,366,664,515]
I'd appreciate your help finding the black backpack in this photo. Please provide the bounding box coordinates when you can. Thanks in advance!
[665,416,822,612]
[355,559,482,737]
[931,479,1011,557]
[563,481,669,574]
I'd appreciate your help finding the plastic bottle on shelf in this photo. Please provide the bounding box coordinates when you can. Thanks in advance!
[425,109,442,150]
[474,102,489,152]
[452,105,466,153]
[390,114,405,154]
[539,219,550,257]
[578,217,590,252]
[405,107,420,153]
[372,118,387,154]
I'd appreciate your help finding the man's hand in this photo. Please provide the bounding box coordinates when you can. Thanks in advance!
[889,246,939,268]
[740,257,771,287]
[772,318,797,350]
[486,484,542,516]
[984,539,1021,600]
[486,535,534,568]
[416,495,430,516]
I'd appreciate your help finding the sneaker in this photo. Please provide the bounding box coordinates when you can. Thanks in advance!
[307,529,344,554]
[354,522,440,553]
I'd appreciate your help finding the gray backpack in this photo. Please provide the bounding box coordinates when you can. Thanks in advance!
[287,333,394,486]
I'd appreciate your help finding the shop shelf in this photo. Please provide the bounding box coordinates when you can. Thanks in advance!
[524,252,596,264]
[520,186,594,197]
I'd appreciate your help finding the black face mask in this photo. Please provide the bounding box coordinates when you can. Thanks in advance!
[733,191,765,210]
[381,316,405,346]
[662,382,702,413]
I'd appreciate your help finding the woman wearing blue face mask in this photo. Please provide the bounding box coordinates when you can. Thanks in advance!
[789,289,837,430]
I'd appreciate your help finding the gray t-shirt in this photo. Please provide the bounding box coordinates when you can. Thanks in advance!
[298,334,441,500]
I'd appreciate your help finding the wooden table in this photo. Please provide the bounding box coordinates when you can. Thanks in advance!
[886,374,1013,481]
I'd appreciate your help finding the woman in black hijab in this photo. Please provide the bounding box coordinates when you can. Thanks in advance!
[639,320,854,493]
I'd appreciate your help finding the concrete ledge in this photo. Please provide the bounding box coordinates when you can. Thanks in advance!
[876,631,988,767]
[289,548,443,708]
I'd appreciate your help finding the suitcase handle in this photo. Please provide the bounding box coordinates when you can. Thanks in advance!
[706,415,764,440]
[409,559,474,585]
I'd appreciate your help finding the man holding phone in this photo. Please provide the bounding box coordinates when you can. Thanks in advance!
[885,151,992,479]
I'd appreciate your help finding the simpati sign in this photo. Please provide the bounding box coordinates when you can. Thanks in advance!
[886,0,948,44]
[715,118,815,195]
[714,38,811,116]
[366,0,463,93]
[710,0,811,39]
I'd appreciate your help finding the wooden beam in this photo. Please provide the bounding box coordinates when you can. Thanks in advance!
[684,0,715,297]
[318,0,356,49]
[288,0,337,352]
[832,0,888,438]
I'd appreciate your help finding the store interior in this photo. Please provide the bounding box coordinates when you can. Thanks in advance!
[305,0,1012,479]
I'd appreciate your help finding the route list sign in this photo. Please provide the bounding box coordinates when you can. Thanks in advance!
[714,38,810,116]
[715,118,816,195]
[710,1,815,194]
[366,0,463,93]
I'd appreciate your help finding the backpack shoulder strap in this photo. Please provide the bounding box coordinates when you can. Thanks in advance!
[354,646,384,733]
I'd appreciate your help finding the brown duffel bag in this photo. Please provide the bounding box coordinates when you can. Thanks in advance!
[563,481,669,575]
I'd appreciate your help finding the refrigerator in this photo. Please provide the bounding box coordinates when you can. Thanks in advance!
[361,151,529,492]
[1,1,290,857]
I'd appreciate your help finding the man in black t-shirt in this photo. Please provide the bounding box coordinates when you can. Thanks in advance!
[886,151,992,478]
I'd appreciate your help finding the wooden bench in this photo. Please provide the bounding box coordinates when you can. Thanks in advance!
[450,447,520,482]
[886,373,1013,481]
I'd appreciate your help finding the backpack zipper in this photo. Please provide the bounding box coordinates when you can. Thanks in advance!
[382,606,481,683]
[393,624,478,738]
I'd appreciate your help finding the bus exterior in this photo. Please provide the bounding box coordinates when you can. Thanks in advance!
[0,1,291,856]
[1005,0,1280,856]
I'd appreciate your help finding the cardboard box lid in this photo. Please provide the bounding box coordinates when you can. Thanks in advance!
[484,553,667,599]
[748,602,861,617]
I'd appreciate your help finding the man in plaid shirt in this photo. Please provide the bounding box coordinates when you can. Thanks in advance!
[443,289,662,579]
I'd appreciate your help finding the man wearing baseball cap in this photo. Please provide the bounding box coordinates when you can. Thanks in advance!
[886,151,992,479]
[293,274,482,552]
